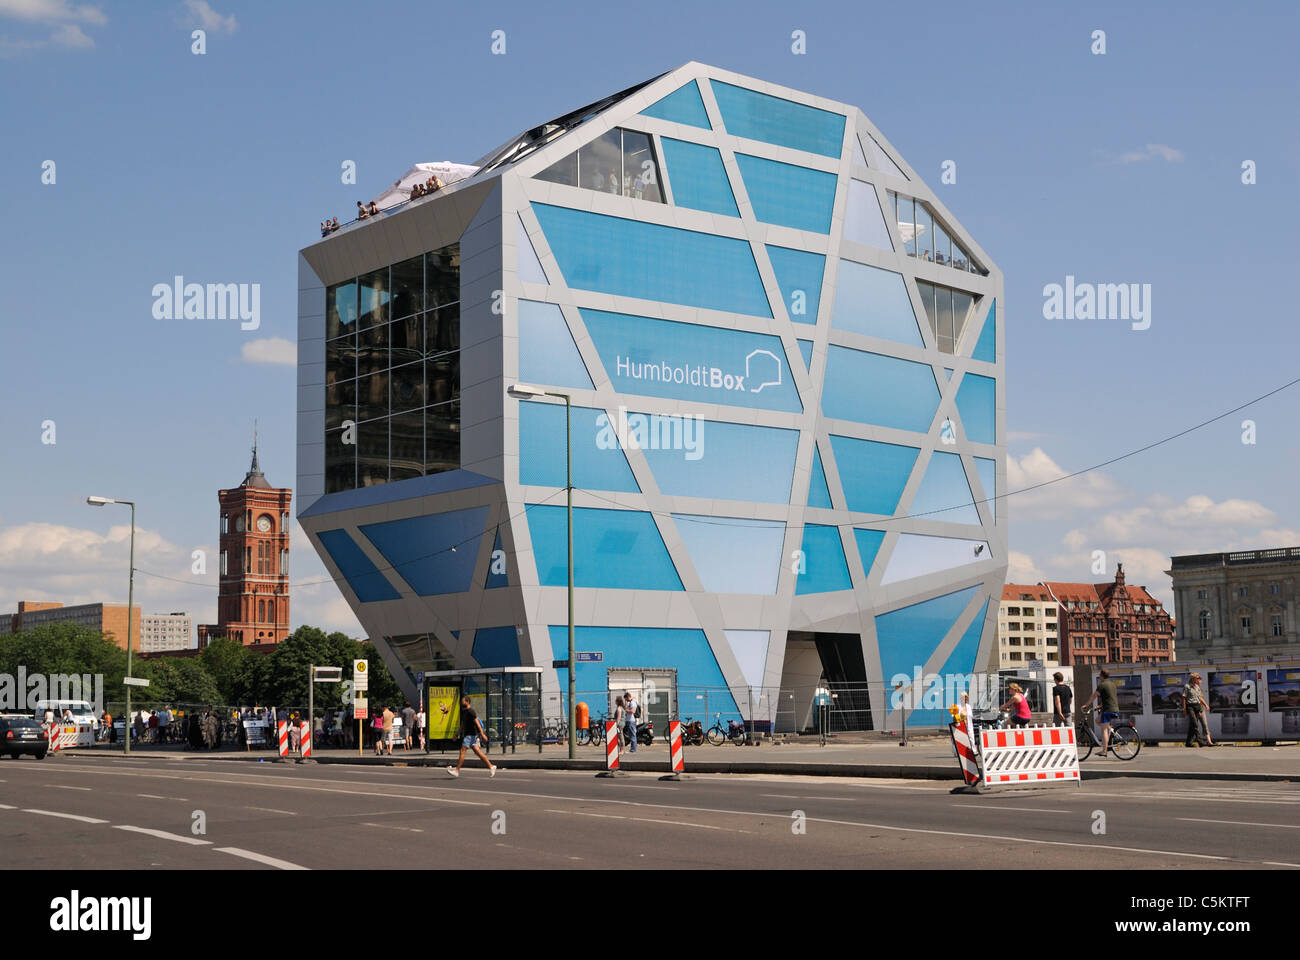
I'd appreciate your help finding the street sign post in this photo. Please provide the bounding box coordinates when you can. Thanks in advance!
[123,677,150,688]
[353,660,368,755]
[575,652,603,663]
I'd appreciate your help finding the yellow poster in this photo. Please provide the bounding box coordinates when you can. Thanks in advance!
[427,687,460,740]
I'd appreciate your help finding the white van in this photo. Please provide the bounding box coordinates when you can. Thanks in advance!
[34,699,99,729]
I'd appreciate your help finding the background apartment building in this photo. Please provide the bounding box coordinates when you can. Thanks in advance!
[992,585,1060,670]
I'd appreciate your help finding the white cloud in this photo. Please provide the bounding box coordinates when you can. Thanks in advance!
[183,0,236,34]
[50,20,89,46]
[1006,447,1126,512]
[240,337,296,366]
[0,0,106,25]
[1005,550,1046,585]
[1115,143,1185,165]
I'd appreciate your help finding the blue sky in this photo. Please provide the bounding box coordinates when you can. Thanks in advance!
[2,0,1297,636]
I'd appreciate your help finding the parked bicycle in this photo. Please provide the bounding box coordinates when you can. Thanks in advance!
[705,714,746,746]
[1077,706,1141,760]
[662,716,705,746]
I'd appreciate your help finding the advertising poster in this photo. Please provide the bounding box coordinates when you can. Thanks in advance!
[1265,668,1300,712]
[1210,669,1258,739]
[426,686,460,741]
[1111,674,1144,713]
[1151,671,1189,712]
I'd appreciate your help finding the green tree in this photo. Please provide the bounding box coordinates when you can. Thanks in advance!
[200,637,250,703]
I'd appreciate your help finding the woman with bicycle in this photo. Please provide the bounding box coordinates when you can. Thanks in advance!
[1000,683,1032,728]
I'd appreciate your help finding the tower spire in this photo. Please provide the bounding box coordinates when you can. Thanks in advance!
[242,420,270,487]
[250,419,260,474]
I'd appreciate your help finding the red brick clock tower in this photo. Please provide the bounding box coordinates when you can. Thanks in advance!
[200,433,292,648]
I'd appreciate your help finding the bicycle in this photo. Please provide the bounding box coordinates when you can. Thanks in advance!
[1076,707,1141,760]
[705,713,746,746]
[661,716,705,746]
[587,714,610,746]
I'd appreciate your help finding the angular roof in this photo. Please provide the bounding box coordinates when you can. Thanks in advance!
[1001,584,1053,602]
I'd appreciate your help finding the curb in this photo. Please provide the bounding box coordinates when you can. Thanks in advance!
[54,750,1294,783]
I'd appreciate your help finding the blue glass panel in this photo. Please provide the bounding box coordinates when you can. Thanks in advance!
[808,444,832,508]
[317,529,401,602]
[517,299,592,389]
[485,529,509,589]
[642,418,798,504]
[520,401,640,493]
[795,524,852,595]
[823,345,939,434]
[534,204,771,318]
[844,180,893,250]
[881,534,990,584]
[639,80,711,129]
[673,514,785,594]
[472,625,521,667]
[526,504,682,590]
[831,260,922,346]
[549,626,739,717]
[972,299,996,363]
[766,245,824,324]
[581,309,802,413]
[735,154,837,234]
[797,339,813,372]
[711,80,846,158]
[975,457,996,521]
[854,528,886,575]
[956,373,996,445]
[937,598,990,679]
[911,452,980,525]
[829,434,918,515]
[517,216,548,284]
[660,138,738,217]
[875,584,981,698]
[360,506,489,596]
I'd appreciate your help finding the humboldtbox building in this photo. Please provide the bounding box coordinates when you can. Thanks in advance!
[295,63,1006,731]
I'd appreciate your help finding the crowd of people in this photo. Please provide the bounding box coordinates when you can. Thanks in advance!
[320,217,340,236]
[318,175,446,237]
[407,174,444,201]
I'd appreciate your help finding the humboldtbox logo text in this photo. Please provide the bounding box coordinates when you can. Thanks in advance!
[615,348,783,395]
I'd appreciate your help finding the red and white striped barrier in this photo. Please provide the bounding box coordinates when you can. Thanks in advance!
[668,721,684,774]
[300,721,311,758]
[605,721,619,770]
[949,721,980,785]
[978,725,1080,789]
[277,721,289,758]
[45,723,94,752]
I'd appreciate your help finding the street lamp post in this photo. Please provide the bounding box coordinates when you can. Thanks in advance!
[509,383,575,759]
[88,496,135,755]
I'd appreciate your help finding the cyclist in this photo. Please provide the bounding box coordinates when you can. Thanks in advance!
[1000,683,1032,727]
[1084,669,1119,758]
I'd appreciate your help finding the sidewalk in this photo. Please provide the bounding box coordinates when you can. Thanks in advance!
[69,737,1300,782]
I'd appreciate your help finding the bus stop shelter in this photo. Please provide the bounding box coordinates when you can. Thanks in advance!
[421,666,543,754]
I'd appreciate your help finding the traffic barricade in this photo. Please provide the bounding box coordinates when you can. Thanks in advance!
[300,720,311,759]
[277,721,289,759]
[46,722,94,752]
[660,720,685,781]
[596,720,622,777]
[948,720,981,786]
[976,724,1080,791]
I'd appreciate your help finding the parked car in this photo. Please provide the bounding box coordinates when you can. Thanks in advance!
[1,715,48,759]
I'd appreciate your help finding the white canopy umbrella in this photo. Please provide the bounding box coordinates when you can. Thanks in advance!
[371,161,480,211]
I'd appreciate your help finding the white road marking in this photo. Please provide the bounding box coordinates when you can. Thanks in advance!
[215,847,308,870]
[0,803,15,809]
[952,804,1064,813]
[45,784,92,791]
[247,807,297,815]
[114,825,211,846]
[361,822,423,833]
[1178,818,1300,829]
[547,808,725,831]
[1262,861,1300,868]
[22,809,108,824]
[137,794,189,801]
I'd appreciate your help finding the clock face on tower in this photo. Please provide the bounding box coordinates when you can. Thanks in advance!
[257,515,272,532]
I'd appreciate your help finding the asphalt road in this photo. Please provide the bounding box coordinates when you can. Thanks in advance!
[1,754,1297,870]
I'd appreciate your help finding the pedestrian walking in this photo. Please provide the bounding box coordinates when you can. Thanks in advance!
[613,695,627,755]
[446,696,498,778]
[371,713,383,755]
[1183,672,1212,747]
[416,705,427,751]
[1084,669,1119,758]
[401,702,416,750]
[1051,672,1073,726]
[382,704,395,756]
[624,690,639,752]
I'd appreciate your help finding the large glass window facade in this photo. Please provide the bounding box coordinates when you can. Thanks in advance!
[536,127,665,203]
[916,280,978,355]
[324,243,460,494]
[888,191,987,276]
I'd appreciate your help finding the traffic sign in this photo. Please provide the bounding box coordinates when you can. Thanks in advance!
[575,652,603,663]
[552,659,569,670]
[123,677,150,687]
[353,659,368,691]
[354,706,369,720]
[416,671,424,684]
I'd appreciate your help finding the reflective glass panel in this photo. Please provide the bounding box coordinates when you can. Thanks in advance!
[579,129,623,195]
[389,407,424,482]
[427,304,459,358]
[425,245,460,309]
[735,153,837,234]
[537,150,578,187]
[390,313,422,367]
[357,417,388,486]
[425,401,460,473]
[357,370,388,422]
[358,266,389,327]
[390,361,425,414]
[324,428,354,494]
[711,81,846,158]
[390,255,423,319]
[621,130,663,202]
[326,280,357,339]
[660,137,738,217]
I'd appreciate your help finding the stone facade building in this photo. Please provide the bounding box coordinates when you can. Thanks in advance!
[1042,563,1174,666]
[1168,547,1300,660]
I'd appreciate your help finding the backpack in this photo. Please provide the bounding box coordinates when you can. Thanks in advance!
[634,703,642,719]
